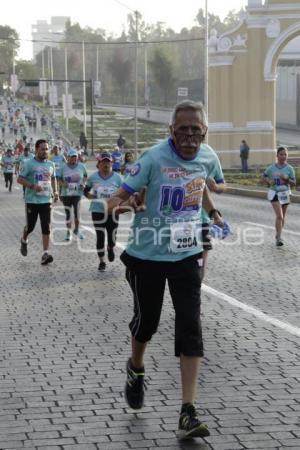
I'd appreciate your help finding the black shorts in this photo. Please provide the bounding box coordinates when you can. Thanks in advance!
[120,251,204,357]
[270,194,290,206]
[202,222,212,251]
[61,196,81,221]
[25,203,51,235]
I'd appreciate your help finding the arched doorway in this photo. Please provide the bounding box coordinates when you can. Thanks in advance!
[208,0,300,168]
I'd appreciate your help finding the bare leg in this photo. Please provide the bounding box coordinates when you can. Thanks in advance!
[180,355,201,404]
[42,234,50,252]
[271,202,283,239]
[281,204,289,230]
[74,218,79,232]
[131,336,148,369]
[22,226,29,241]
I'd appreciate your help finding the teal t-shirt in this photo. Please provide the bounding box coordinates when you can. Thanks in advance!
[2,156,16,173]
[122,138,222,261]
[200,145,225,224]
[20,157,56,204]
[19,154,34,171]
[51,154,65,177]
[86,171,123,213]
[263,163,295,193]
[60,162,87,197]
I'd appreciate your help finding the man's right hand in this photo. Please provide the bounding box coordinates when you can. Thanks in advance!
[128,187,147,212]
[33,184,43,192]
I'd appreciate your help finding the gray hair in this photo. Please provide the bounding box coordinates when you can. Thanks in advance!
[169,100,208,127]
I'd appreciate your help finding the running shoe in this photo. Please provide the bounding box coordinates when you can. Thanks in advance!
[124,358,145,409]
[20,238,28,256]
[74,229,84,240]
[107,247,115,262]
[178,403,210,439]
[41,253,54,265]
[276,238,284,247]
[64,230,72,241]
[98,261,106,271]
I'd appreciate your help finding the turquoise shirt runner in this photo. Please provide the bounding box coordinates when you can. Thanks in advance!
[86,171,123,213]
[19,157,56,204]
[51,154,65,177]
[19,153,34,171]
[2,156,16,173]
[122,138,222,261]
[60,162,87,197]
[263,163,295,193]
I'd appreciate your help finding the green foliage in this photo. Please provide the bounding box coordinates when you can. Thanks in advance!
[195,8,243,35]
[5,8,243,107]
[108,49,132,102]
[295,168,300,186]
[16,60,40,81]
[0,25,19,75]
[149,48,176,105]
[224,172,263,186]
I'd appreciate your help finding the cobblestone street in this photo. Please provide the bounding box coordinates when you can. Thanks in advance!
[0,183,300,450]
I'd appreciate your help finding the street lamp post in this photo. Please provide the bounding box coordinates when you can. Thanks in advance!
[50,47,55,117]
[42,49,46,106]
[64,46,69,131]
[82,41,87,138]
[204,0,209,142]
[134,10,139,152]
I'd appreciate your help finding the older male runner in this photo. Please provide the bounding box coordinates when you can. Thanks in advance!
[107,100,225,439]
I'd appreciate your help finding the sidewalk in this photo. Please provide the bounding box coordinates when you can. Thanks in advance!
[226,184,300,203]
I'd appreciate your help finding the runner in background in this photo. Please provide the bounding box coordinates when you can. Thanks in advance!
[1,147,16,192]
[84,152,122,271]
[262,146,296,247]
[59,148,87,241]
[18,139,58,265]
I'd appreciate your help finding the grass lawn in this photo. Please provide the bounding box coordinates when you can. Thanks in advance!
[224,172,264,187]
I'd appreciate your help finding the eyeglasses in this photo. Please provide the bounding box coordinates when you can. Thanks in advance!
[173,126,207,140]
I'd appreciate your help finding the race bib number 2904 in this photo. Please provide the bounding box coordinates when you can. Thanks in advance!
[170,222,199,253]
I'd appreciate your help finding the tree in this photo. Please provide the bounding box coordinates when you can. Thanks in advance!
[108,49,132,102]
[149,47,176,105]
[0,25,19,75]
[195,8,242,35]
[127,11,151,41]
[15,60,40,80]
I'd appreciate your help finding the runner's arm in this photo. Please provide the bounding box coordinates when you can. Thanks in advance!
[202,186,223,225]
[83,184,95,200]
[17,175,34,189]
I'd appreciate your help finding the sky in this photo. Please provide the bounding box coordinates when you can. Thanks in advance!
[1,0,248,60]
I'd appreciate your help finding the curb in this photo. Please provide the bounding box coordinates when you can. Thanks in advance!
[226,186,300,203]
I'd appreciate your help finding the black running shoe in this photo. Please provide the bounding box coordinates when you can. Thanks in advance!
[276,238,284,247]
[41,253,54,265]
[98,261,106,271]
[20,239,28,257]
[107,247,115,262]
[178,404,210,439]
[124,358,145,409]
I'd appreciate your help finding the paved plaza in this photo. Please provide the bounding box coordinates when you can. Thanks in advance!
[0,182,300,450]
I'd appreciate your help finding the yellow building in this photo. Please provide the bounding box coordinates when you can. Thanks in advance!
[208,0,300,168]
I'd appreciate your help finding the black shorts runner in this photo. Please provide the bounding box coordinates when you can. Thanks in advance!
[121,251,204,358]
[26,203,51,235]
[61,196,81,221]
